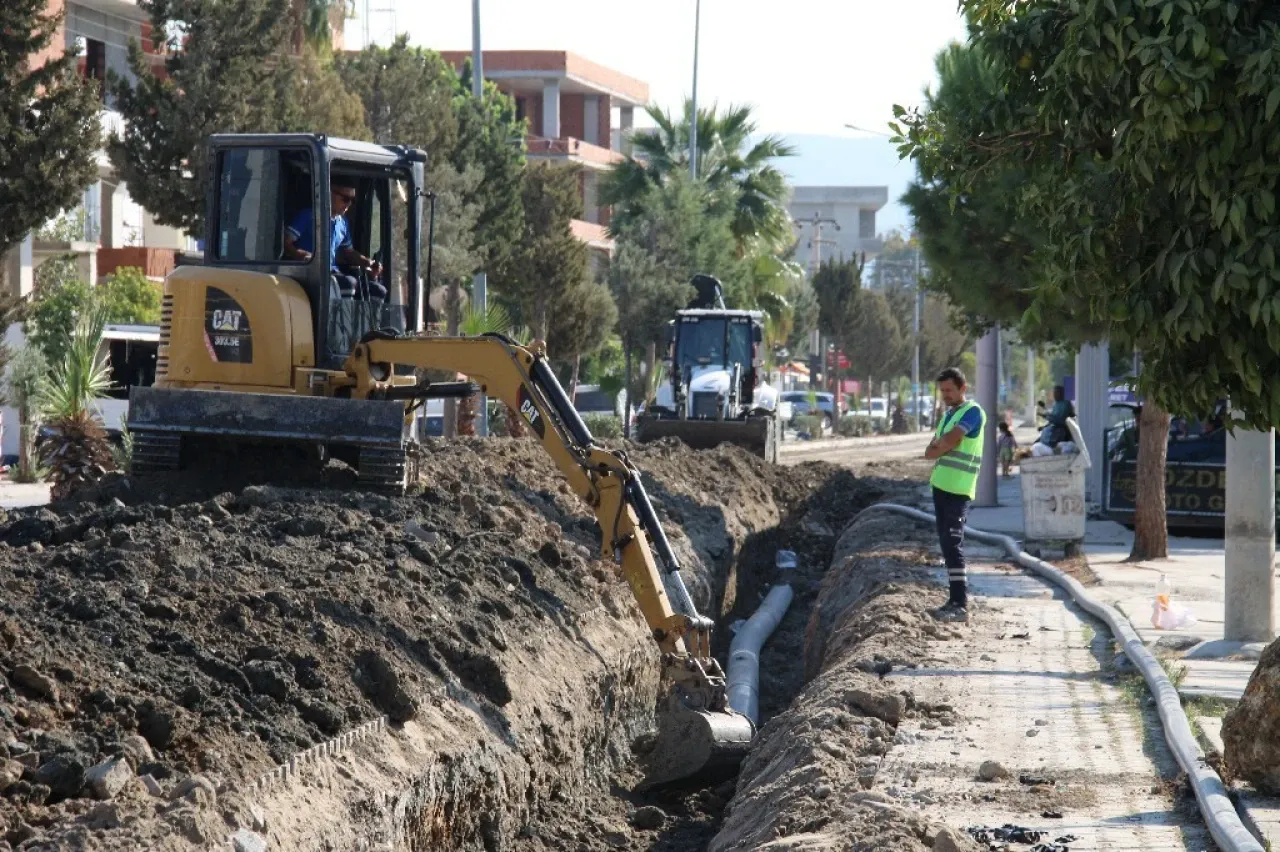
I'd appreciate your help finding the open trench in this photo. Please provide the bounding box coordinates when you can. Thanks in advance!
[0,440,896,851]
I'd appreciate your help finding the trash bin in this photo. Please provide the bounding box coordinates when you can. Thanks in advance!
[1019,417,1091,557]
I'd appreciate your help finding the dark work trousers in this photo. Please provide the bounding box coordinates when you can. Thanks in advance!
[932,486,970,606]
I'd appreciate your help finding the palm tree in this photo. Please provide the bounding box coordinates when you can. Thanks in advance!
[601,100,797,253]
[37,300,115,500]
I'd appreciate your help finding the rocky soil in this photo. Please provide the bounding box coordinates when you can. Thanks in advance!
[0,437,892,851]
[1224,636,1280,792]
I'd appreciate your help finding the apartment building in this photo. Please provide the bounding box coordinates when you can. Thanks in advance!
[788,185,889,274]
[438,50,650,258]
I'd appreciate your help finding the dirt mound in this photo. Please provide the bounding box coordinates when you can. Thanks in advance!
[710,511,967,851]
[0,437,888,850]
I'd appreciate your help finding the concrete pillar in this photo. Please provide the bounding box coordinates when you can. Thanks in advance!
[583,95,599,145]
[975,326,999,507]
[1026,347,1037,425]
[1074,341,1109,504]
[1225,425,1276,643]
[541,79,561,139]
[3,236,34,299]
[619,105,634,155]
[583,171,598,224]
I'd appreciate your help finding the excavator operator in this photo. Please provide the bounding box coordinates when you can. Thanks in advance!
[283,175,385,300]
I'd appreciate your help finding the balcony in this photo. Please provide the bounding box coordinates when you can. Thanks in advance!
[526,136,624,169]
[98,246,176,280]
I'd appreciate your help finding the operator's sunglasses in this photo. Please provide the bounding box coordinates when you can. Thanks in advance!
[333,190,356,202]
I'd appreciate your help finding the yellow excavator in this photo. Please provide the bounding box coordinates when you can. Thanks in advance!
[124,133,753,788]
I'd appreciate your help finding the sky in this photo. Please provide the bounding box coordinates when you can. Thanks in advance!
[351,0,970,235]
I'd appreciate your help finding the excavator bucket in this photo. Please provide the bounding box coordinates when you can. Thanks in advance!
[639,690,756,790]
[635,415,777,463]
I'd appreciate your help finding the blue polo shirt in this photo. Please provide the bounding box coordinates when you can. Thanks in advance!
[943,403,984,438]
[286,208,351,270]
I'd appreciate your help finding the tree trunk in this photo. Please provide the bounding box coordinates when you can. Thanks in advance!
[569,354,581,405]
[624,346,634,440]
[1128,398,1171,561]
[645,342,657,405]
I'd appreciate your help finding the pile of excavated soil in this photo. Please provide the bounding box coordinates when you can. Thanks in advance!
[0,437,890,851]
[710,511,980,851]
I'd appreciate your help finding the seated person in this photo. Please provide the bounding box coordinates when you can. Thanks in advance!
[283,177,385,299]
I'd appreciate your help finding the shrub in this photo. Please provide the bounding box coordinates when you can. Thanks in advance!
[837,416,872,437]
[584,413,622,440]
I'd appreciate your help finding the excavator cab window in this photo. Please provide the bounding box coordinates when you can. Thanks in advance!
[215,147,312,264]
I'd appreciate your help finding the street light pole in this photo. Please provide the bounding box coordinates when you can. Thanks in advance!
[912,244,922,430]
[690,0,701,180]
[471,0,489,436]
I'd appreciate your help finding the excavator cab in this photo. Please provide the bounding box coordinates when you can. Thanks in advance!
[204,134,427,369]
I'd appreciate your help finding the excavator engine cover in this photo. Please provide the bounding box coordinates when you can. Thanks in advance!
[640,686,756,790]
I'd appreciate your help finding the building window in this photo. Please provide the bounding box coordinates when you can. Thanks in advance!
[515,96,527,122]
[859,208,875,239]
[84,37,106,100]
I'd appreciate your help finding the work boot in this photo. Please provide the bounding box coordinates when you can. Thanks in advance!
[932,600,969,623]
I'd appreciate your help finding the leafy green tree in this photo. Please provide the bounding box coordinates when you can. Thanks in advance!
[811,257,862,399]
[602,100,795,253]
[110,0,293,234]
[607,242,690,429]
[338,41,525,301]
[495,162,590,341]
[6,344,47,482]
[0,0,101,289]
[848,289,908,389]
[109,0,367,236]
[26,265,161,366]
[27,261,92,368]
[899,3,1280,424]
[97,267,162,325]
[896,11,1250,558]
[919,295,972,381]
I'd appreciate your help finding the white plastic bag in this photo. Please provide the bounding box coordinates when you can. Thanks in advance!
[1152,577,1198,630]
[1030,442,1054,457]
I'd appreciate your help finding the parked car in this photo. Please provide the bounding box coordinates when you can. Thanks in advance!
[779,391,835,431]
[1103,401,1275,532]
[846,396,890,432]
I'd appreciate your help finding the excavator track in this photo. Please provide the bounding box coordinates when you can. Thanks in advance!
[130,430,182,473]
[357,445,408,493]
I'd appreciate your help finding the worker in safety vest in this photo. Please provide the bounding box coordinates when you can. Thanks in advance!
[923,366,987,622]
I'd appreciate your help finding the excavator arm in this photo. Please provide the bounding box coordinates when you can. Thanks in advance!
[345,333,755,787]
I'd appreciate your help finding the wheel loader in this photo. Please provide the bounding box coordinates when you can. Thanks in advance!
[124,133,753,788]
[635,274,782,462]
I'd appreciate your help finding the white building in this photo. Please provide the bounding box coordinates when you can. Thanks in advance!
[788,185,888,273]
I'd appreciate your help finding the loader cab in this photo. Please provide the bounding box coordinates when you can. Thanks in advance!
[668,309,765,401]
[205,133,426,371]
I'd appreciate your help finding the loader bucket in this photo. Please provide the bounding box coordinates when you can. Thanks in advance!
[635,415,777,463]
[638,691,756,790]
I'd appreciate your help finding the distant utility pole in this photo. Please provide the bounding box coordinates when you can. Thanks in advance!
[795,211,840,276]
[912,243,923,430]
[690,0,701,180]
[471,0,489,437]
